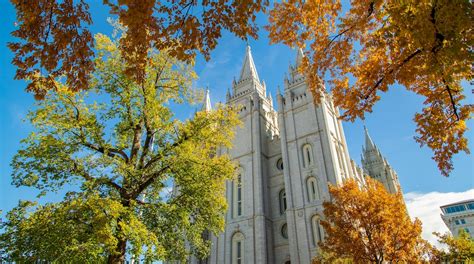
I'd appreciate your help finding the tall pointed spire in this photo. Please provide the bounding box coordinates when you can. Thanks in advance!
[239,45,260,82]
[202,88,212,112]
[364,126,376,150]
[295,48,304,67]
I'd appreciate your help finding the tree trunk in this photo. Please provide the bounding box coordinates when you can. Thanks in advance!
[107,208,129,264]
[107,236,127,264]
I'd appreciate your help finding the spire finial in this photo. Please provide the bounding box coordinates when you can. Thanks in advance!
[364,125,376,150]
[202,88,212,112]
[295,47,304,67]
[239,45,260,82]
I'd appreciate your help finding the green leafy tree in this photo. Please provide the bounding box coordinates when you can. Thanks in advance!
[435,229,474,263]
[0,32,239,263]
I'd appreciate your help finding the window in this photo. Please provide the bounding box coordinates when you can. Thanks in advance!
[467,203,474,210]
[281,223,288,239]
[276,158,284,170]
[460,219,466,224]
[455,219,460,225]
[232,232,244,264]
[307,177,320,202]
[446,204,467,214]
[312,215,323,246]
[302,144,314,168]
[233,174,242,217]
[279,189,287,214]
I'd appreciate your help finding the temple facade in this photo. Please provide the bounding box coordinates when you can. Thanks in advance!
[190,47,400,264]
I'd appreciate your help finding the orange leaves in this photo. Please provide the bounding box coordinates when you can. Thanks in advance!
[10,0,269,97]
[268,0,473,176]
[320,177,428,263]
[9,0,94,99]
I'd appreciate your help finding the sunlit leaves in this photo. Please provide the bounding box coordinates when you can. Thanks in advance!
[434,229,474,262]
[318,177,431,263]
[10,0,268,96]
[2,32,240,262]
[9,0,93,99]
[267,0,473,176]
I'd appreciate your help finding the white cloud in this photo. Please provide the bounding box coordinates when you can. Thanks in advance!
[404,189,474,248]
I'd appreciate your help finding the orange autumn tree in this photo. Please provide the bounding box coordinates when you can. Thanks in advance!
[267,0,473,177]
[316,177,431,263]
[9,0,269,98]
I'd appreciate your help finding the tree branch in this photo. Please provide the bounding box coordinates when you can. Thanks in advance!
[363,49,422,100]
[133,164,170,198]
[71,160,122,192]
[81,142,129,163]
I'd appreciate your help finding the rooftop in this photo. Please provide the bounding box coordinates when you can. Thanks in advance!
[440,199,474,209]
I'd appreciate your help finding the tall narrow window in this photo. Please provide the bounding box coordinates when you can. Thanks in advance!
[312,215,323,246]
[232,232,244,264]
[302,144,314,168]
[233,174,242,217]
[279,189,287,214]
[307,177,320,202]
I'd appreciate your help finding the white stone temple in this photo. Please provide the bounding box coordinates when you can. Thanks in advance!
[187,46,401,264]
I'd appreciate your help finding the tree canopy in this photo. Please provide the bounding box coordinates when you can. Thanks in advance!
[9,0,268,98]
[0,32,240,263]
[318,177,431,263]
[8,1,472,173]
[267,0,473,176]
[434,229,474,262]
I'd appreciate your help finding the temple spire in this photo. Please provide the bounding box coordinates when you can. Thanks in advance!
[239,45,260,82]
[364,126,376,150]
[202,88,212,112]
[295,47,304,67]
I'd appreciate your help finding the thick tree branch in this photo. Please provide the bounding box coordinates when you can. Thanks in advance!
[363,49,422,100]
[81,142,129,163]
[133,165,170,198]
[71,160,122,192]
[129,121,143,165]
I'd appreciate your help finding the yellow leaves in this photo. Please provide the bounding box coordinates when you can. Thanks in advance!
[268,0,473,176]
[319,177,429,263]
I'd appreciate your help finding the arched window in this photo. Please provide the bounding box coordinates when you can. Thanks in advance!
[307,177,320,202]
[232,232,245,264]
[302,144,314,168]
[281,223,288,239]
[279,189,287,214]
[276,158,284,170]
[312,215,323,246]
[233,174,242,217]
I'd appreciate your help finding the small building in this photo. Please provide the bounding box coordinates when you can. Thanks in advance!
[440,199,474,237]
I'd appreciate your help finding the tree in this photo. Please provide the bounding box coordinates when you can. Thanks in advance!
[8,0,268,98]
[0,32,240,263]
[318,177,431,263]
[434,229,474,263]
[266,0,473,176]
[10,1,472,177]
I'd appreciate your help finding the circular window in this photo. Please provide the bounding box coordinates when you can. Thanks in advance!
[276,158,284,170]
[281,223,288,239]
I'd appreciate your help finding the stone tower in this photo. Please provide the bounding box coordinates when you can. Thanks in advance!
[205,47,366,264]
[361,126,400,194]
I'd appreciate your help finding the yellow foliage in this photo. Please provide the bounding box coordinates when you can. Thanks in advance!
[267,0,473,176]
[318,177,433,263]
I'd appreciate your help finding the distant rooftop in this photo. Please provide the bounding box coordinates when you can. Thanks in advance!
[440,199,474,209]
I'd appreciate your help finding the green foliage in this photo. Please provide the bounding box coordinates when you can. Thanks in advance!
[435,229,474,263]
[0,32,239,263]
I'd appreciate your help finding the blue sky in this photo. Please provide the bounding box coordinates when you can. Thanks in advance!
[1,1,473,244]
